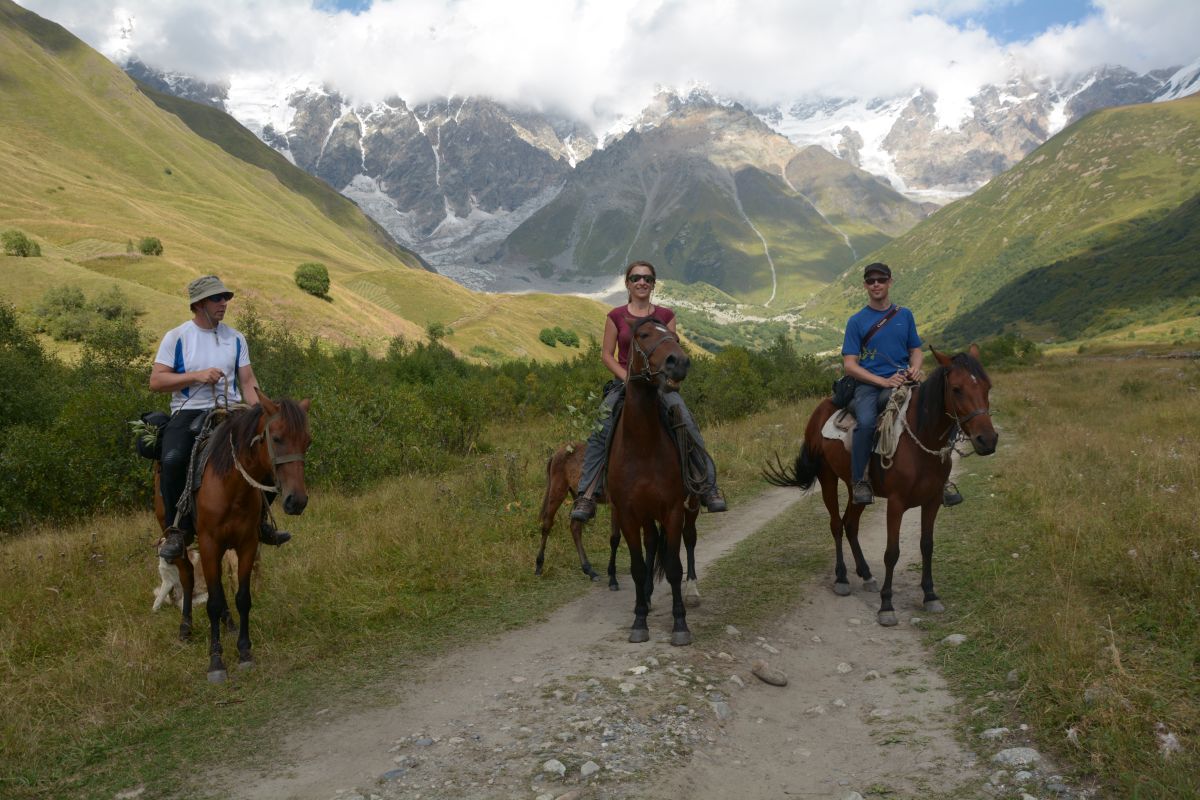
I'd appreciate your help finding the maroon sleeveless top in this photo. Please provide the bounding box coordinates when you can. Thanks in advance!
[608,305,675,368]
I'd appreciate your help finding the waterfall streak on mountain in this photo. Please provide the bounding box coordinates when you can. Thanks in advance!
[780,169,858,261]
[730,176,777,307]
[314,104,351,171]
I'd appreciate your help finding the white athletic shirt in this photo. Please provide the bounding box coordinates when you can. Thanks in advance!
[154,320,251,412]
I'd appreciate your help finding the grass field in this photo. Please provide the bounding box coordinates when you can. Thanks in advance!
[925,356,1199,797]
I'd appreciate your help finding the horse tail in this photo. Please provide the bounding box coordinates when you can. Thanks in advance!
[654,521,668,584]
[763,403,827,491]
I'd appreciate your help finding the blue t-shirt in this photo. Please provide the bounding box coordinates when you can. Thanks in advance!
[842,305,922,378]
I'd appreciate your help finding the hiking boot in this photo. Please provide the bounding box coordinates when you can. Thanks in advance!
[852,480,874,505]
[942,481,963,507]
[159,527,187,562]
[570,496,597,522]
[259,521,292,547]
[702,489,727,513]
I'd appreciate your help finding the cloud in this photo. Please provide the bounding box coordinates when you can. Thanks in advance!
[21,0,1200,130]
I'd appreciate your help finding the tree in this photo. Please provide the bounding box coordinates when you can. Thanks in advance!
[137,236,163,256]
[2,229,41,257]
[294,262,331,298]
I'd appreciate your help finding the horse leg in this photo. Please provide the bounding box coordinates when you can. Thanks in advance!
[666,515,691,646]
[178,554,194,641]
[683,509,700,608]
[920,501,945,613]
[842,495,877,593]
[235,542,257,669]
[876,500,905,627]
[642,521,659,610]
[572,519,599,580]
[607,516,621,591]
[534,526,549,577]
[824,476,852,595]
[201,540,228,683]
[619,514,650,643]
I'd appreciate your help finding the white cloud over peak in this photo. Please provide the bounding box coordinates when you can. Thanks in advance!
[21,0,1200,130]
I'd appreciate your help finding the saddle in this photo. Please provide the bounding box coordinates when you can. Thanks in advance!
[821,385,914,464]
[597,394,708,497]
[172,408,227,529]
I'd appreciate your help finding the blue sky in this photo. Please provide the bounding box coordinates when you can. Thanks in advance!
[964,0,1096,43]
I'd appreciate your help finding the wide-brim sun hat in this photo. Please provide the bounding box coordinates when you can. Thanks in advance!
[187,275,233,305]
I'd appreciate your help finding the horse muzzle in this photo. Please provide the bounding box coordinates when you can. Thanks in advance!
[971,430,998,456]
[662,352,690,389]
[282,492,308,515]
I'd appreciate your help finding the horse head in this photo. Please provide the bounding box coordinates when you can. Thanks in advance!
[931,345,998,456]
[255,389,312,515]
[629,316,689,393]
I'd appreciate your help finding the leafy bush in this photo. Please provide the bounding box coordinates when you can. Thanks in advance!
[31,286,140,342]
[538,327,580,348]
[977,334,1041,368]
[425,321,452,342]
[2,229,41,257]
[294,262,330,298]
[137,236,163,256]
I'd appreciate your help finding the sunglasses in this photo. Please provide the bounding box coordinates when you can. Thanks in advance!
[628,274,655,284]
[207,292,234,302]
[864,276,889,285]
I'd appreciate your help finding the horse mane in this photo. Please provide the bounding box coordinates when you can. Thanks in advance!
[208,399,307,477]
[916,352,990,437]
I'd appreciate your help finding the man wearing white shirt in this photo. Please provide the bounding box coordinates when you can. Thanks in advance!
[150,275,291,562]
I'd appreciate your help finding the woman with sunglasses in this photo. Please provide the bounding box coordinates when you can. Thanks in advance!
[150,275,291,563]
[570,261,726,522]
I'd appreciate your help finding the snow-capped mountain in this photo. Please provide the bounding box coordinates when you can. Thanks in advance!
[758,62,1198,202]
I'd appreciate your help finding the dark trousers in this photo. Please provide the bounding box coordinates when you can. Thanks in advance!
[160,409,206,531]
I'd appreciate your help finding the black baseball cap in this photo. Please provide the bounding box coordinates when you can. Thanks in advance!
[863,262,891,279]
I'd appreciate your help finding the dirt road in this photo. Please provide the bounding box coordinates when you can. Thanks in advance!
[228,486,987,800]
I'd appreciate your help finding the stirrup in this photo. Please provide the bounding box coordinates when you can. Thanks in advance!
[159,527,187,561]
[570,495,597,522]
[942,481,964,507]
[259,522,292,547]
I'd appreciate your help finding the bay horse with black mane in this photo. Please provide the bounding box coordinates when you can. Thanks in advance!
[607,317,696,645]
[157,390,311,681]
[765,346,997,626]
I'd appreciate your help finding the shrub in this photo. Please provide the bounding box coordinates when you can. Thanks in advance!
[538,327,580,348]
[294,262,330,298]
[137,236,163,256]
[31,286,140,342]
[2,229,41,257]
[538,328,558,347]
[425,321,452,342]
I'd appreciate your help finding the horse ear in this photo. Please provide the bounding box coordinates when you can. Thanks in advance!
[968,342,982,362]
[255,387,277,414]
[931,346,952,367]
[299,398,311,413]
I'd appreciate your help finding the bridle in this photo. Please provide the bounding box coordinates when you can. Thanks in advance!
[945,371,992,430]
[629,323,679,383]
[232,410,306,493]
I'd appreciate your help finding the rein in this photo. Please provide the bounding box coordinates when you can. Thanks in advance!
[897,376,988,463]
[231,411,305,492]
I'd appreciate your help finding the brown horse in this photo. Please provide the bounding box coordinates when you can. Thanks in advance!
[765,346,998,626]
[607,317,696,645]
[156,390,311,681]
[536,441,701,603]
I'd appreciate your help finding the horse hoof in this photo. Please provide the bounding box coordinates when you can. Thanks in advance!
[628,628,650,643]
[924,599,946,613]
[833,582,852,596]
[584,567,600,580]
[208,670,228,684]
[684,594,701,609]
[877,611,899,627]
[237,659,254,671]
[671,630,693,647]
[534,566,543,577]
[178,627,191,642]
[862,579,879,593]
[609,582,619,592]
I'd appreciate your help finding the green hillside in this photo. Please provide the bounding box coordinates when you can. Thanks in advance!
[504,106,924,308]
[0,0,605,360]
[802,94,1200,347]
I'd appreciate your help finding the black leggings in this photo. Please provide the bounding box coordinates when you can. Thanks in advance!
[159,410,206,531]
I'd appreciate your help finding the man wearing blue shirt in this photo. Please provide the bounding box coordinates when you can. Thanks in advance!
[842,262,959,506]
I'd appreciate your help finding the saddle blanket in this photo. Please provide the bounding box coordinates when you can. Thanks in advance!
[821,386,913,461]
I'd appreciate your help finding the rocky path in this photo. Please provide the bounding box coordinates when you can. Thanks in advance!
[226,486,1066,800]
